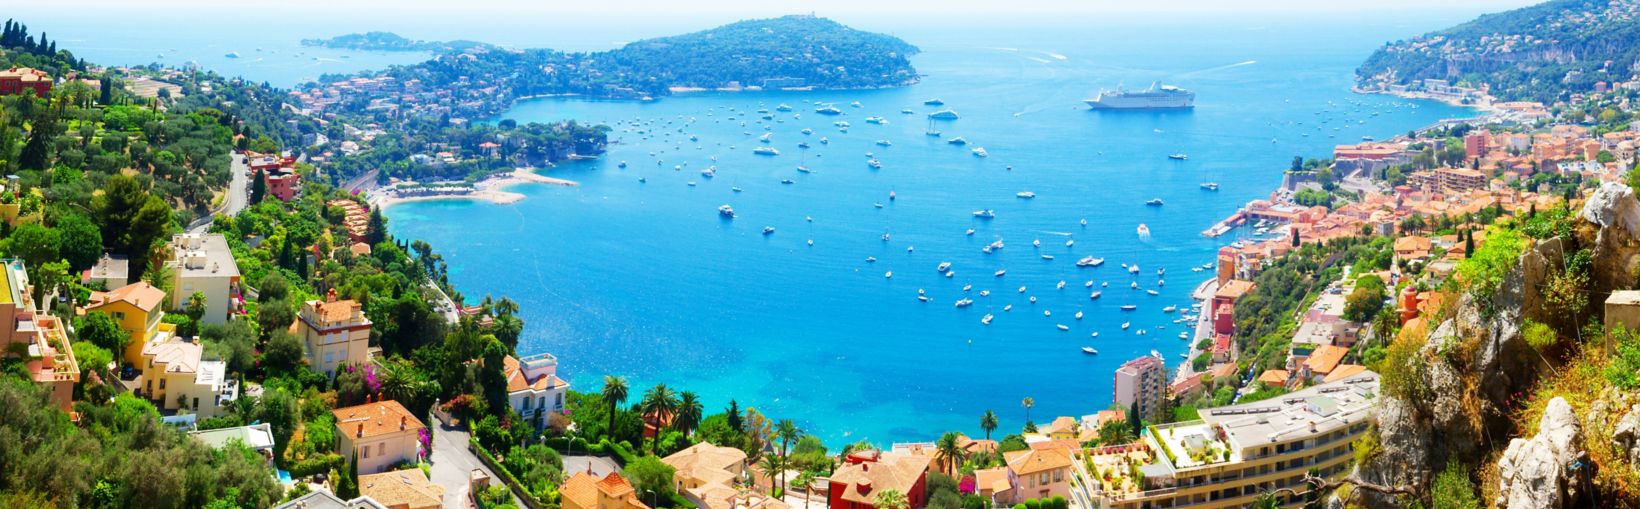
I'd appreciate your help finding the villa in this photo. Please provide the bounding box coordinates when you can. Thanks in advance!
[138,336,238,418]
[334,398,426,474]
[294,289,372,377]
[188,422,276,466]
[1004,445,1074,502]
[662,441,749,506]
[162,233,243,325]
[274,491,389,509]
[973,467,1019,506]
[85,281,175,367]
[562,471,651,509]
[1070,371,1382,509]
[828,449,932,509]
[504,353,571,430]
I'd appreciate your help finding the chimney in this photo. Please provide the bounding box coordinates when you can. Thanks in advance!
[400,416,406,430]
[326,288,338,303]
[356,423,364,438]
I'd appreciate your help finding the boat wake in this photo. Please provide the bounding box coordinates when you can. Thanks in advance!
[1177,60,1257,77]
[1043,52,1068,61]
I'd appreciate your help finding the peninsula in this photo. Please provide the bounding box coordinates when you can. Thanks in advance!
[300,31,487,53]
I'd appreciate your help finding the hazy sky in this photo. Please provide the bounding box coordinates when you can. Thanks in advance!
[33,0,1544,16]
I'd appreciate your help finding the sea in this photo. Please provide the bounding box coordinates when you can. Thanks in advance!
[20,6,1493,446]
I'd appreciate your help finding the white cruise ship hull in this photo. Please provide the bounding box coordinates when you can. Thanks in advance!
[1084,94,1194,109]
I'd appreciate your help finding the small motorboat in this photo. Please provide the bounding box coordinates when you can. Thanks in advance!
[1082,347,1097,355]
[763,226,776,235]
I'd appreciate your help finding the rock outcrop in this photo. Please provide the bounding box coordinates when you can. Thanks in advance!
[1494,397,1591,509]
[1580,182,1640,300]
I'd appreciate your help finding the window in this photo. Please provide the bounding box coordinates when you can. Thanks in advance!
[555,393,564,409]
[538,396,545,410]
[363,446,370,459]
[159,379,166,389]
[1053,469,1063,482]
[324,351,334,364]
[1039,472,1049,485]
[192,397,199,409]
[523,397,532,410]
[377,443,384,457]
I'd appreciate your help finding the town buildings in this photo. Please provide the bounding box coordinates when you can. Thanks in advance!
[1004,446,1075,502]
[162,233,243,325]
[294,289,372,377]
[504,353,571,430]
[1112,354,1167,423]
[0,67,51,96]
[334,399,426,474]
[828,449,932,509]
[1072,371,1382,509]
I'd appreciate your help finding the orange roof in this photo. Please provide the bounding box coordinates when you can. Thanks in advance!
[1257,369,1290,386]
[504,355,569,393]
[1040,416,1078,435]
[358,468,444,509]
[829,452,932,505]
[562,471,649,509]
[1304,345,1350,376]
[333,400,425,440]
[1027,438,1079,452]
[87,282,166,312]
[1215,280,1256,300]
[1323,364,1369,383]
[1005,446,1073,475]
[974,467,1013,494]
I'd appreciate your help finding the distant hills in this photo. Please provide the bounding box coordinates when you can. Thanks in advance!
[301,31,487,53]
[317,15,919,109]
[1356,0,1640,102]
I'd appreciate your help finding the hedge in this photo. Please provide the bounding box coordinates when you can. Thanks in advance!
[471,438,546,509]
[287,453,345,478]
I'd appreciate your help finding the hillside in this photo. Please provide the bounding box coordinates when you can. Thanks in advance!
[1356,0,1640,102]
[316,14,919,119]
[300,31,486,53]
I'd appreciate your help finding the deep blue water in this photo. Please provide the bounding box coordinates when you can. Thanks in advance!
[383,21,1472,445]
[13,5,1491,445]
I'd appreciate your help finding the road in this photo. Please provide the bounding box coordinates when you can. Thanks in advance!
[563,455,621,478]
[344,168,380,194]
[429,415,514,508]
[187,153,250,234]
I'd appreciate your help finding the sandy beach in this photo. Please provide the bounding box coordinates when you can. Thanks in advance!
[368,168,578,209]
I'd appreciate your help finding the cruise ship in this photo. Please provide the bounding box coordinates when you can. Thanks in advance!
[1084,82,1195,110]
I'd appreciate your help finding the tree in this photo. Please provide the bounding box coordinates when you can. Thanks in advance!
[4,223,60,270]
[55,213,103,272]
[186,292,208,324]
[873,489,910,509]
[726,399,742,431]
[640,384,680,453]
[1020,397,1033,426]
[757,454,784,495]
[1097,419,1133,445]
[935,431,965,476]
[979,410,998,441]
[249,170,266,204]
[256,298,295,341]
[625,456,676,507]
[366,209,387,245]
[263,330,305,372]
[200,318,258,375]
[92,175,172,260]
[775,419,802,492]
[257,272,290,303]
[601,375,628,441]
[76,311,128,355]
[1128,402,1143,438]
[675,391,704,437]
[1343,276,1387,323]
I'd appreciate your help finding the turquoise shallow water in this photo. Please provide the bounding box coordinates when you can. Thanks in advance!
[385,22,1472,444]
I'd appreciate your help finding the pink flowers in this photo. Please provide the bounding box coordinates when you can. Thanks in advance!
[418,427,432,459]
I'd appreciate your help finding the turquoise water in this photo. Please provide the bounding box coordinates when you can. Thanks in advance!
[14,5,1487,445]
[384,21,1473,444]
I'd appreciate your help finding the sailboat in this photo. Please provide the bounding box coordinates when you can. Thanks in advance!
[925,117,941,137]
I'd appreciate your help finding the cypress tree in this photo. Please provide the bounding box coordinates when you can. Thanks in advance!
[249,169,266,204]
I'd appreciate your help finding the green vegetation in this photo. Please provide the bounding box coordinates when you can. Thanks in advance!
[300,31,486,53]
[1430,459,1481,509]
[1453,225,1528,316]
[1233,236,1393,373]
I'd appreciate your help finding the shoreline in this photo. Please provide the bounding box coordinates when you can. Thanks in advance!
[369,167,578,209]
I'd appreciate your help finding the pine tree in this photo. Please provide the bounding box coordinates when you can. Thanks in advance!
[249,169,266,204]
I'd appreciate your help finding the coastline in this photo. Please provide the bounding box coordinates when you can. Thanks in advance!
[368,167,578,210]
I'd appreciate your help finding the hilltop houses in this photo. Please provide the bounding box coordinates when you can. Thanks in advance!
[86,281,174,366]
[828,449,932,509]
[0,67,51,96]
[504,353,571,430]
[0,259,79,411]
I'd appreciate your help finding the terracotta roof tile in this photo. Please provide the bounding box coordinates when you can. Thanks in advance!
[88,282,167,312]
[333,400,425,440]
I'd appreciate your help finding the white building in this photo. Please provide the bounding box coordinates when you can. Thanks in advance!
[504,353,570,430]
[164,233,242,325]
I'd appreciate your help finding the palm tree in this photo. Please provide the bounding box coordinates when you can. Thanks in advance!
[872,489,909,509]
[601,375,628,439]
[1251,491,1281,509]
[935,431,966,476]
[1021,397,1035,426]
[980,410,999,441]
[675,391,704,437]
[640,384,679,453]
[757,454,785,495]
[775,419,802,496]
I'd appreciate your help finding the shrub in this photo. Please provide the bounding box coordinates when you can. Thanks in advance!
[1522,320,1559,351]
[1430,459,1480,509]
[287,453,345,478]
[1377,320,1431,401]
[1453,226,1527,316]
